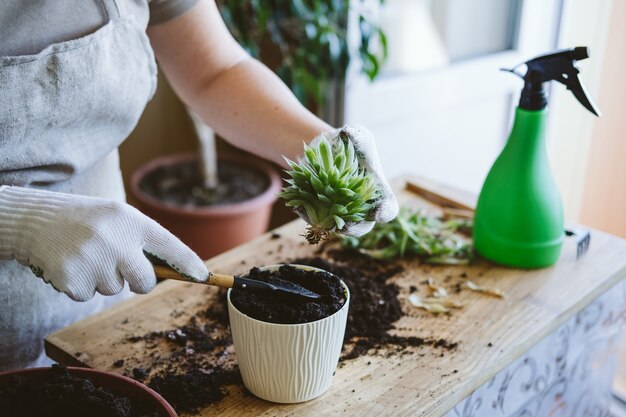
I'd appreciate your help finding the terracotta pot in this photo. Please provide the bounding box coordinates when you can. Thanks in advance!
[0,366,177,416]
[130,152,281,260]
[228,264,350,403]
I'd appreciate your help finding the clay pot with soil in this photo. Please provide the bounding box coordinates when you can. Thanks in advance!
[0,364,177,417]
[130,152,281,259]
[227,264,350,403]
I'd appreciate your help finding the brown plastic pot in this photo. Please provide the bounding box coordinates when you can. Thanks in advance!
[130,152,281,260]
[0,366,177,416]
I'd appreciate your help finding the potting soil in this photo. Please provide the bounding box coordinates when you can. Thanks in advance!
[229,264,346,324]
[0,364,161,417]
[120,249,458,414]
[139,160,269,207]
[294,252,458,359]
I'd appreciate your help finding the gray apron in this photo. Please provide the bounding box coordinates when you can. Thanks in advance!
[0,0,156,370]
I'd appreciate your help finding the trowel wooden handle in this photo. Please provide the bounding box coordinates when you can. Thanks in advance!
[153,265,235,289]
[153,264,321,299]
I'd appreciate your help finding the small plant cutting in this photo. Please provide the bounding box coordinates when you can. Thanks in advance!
[342,207,474,264]
[278,130,381,244]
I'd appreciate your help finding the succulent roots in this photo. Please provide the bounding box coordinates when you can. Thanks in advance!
[304,225,329,245]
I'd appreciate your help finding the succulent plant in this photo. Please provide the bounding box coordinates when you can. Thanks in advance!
[278,130,381,244]
[342,208,474,264]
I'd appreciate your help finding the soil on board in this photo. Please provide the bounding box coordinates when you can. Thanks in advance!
[139,160,269,207]
[0,364,161,417]
[296,251,458,360]
[229,265,346,324]
[119,248,459,414]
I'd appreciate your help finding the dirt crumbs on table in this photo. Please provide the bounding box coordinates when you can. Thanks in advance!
[122,297,241,414]
[119,248,458,414]
[230,264,346,324]
[294,250,458,360]
[148,368,240,414]
[0,364,160,417]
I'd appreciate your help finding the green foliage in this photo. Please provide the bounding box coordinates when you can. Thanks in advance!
[278,131,380,243]
[342,208,474,264]
[217,0,387,108]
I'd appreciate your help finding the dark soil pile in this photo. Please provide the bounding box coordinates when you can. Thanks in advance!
[0,364,161,417]
[121,249,458,414]
[139,160,269,207]
[229,265,346,324]
[148,368,240,413]
[124,307,241,414]
[294,250,457,359]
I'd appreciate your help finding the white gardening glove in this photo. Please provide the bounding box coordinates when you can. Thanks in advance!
[309,125,399,237]
[0,186,208,302]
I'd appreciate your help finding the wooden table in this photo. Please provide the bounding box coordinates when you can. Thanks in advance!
[45,176,626,416]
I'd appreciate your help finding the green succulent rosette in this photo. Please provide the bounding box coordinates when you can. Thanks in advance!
[278,131,381,244]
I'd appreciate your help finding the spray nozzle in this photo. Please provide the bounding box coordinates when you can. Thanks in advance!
[502,46,601,116]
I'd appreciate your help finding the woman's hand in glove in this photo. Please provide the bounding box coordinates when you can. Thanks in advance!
[0,186,208,301]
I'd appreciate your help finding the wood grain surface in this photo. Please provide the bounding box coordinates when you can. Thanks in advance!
[45,176,626,417]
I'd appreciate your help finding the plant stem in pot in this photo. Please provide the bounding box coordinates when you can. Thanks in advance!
[189,110,220,204]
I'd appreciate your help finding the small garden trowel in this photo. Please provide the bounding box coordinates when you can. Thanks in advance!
[152,264,321,300]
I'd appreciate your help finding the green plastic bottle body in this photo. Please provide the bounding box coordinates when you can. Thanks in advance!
[474,108,564,268]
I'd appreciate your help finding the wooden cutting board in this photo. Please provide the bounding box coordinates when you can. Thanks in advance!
[45,175,626,417]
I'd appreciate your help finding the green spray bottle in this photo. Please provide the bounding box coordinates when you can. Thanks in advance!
[474,47,600,268]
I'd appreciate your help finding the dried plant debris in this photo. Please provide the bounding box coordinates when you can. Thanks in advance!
[278,131,381,244]
[342,207,473,264]
[426,277,448,298]
[466,280,505,298]
[408,293,463,314]
[408,294,449,314]
[408,274,504,314]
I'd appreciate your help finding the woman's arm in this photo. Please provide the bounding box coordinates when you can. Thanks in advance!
[146,0,331,165]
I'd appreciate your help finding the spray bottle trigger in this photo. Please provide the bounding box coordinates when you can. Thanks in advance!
[572,46,590,61]
[503,46,600,116]
[566,73,601,116]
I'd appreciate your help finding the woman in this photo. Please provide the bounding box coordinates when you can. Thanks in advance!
[0,0,397,370]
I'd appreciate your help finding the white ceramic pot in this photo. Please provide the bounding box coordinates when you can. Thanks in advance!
[227,264,350,403]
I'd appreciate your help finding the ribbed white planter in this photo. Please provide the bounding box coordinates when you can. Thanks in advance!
[228,264,349,403]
